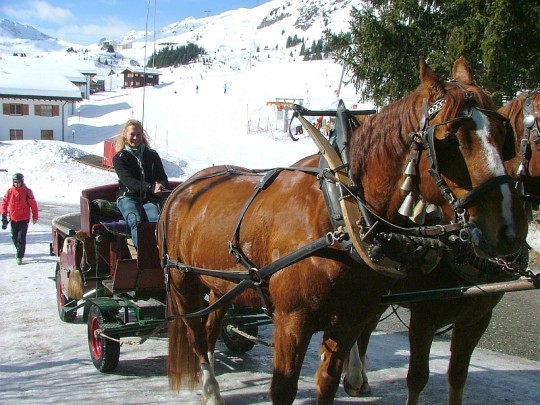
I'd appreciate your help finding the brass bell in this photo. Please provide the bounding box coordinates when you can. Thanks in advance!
[404,160,416,176]
[516,162,527,177]
[398,192,415,217]
[400,176,414,192]
[426,204,442,219]
[410,200,427,224]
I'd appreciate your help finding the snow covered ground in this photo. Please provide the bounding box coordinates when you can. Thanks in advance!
[1,225,539,404]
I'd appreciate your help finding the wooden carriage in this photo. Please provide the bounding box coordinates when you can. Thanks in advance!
[51,182,180,371]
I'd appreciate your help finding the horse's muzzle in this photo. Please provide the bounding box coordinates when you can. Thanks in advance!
[469,224,524,259]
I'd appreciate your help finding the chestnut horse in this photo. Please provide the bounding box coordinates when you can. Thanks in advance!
[342,90,539,405]
[157,57,528,405]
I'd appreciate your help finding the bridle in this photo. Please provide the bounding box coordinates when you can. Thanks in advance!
[516,90,540,183]
[404,89,514,242]
[521,90,540,152]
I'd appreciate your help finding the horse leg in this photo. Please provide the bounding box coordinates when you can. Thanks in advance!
[205,292,227,370]
[342,338,366,396]
[316,330,360,405]
[168,275,224,405]
[406,310,437,405]
[447,311,493,405]
[270,315,313,405]
[343,310,383,396]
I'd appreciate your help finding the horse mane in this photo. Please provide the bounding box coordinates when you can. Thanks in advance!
[349,90,421,182]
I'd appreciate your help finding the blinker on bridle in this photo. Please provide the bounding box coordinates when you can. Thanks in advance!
[516,91,540,191]
[399,91,514,242]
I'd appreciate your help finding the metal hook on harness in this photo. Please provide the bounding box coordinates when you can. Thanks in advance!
[327,228,346,245]
[459,227,471,243]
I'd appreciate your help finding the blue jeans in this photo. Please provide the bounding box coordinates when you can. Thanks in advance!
[117,196,160,248]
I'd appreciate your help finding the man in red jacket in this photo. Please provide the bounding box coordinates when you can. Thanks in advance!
[1,173,39,265]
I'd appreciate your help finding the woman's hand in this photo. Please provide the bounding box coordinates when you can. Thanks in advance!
[152,182,165,195]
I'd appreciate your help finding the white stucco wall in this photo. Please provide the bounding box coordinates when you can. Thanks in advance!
[0,97,76,141]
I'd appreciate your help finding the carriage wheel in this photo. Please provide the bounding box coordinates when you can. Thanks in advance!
[87,304,120,372]
[221,322,258,353]
[56,263,77,323]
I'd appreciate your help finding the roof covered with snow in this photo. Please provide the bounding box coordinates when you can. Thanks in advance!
[121,66,162,75]
[0,57,83,100]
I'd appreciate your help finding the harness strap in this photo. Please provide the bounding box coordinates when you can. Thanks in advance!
[228,166,323,269]
[165,234,333,319]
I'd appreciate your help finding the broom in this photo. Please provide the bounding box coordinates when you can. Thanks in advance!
[67,266,84,299]
[64,237,84,299]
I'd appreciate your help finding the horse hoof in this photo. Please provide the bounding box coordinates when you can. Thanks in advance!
[200,397,225,405]
[343,377,371,397]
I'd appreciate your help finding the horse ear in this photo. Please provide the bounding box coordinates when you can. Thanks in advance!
[419,56,445,101]
[419,55,438,86]
[452,57,475,85]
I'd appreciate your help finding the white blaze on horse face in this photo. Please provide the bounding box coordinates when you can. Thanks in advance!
[472,109,515,231]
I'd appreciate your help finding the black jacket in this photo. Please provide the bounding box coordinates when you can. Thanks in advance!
[113,147,169,200]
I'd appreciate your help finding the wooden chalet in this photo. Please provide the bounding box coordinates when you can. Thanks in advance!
[121,66,162,88]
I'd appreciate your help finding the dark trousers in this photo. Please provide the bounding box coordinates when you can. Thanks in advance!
[11,220,29,259]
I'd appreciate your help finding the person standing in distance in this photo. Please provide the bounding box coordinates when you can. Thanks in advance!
[1,173,39,265]
[112,119,168,249]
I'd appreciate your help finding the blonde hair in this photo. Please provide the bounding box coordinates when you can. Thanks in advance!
[114,119,151,152]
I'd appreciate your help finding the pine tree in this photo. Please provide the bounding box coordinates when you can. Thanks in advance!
[326,0,540,106]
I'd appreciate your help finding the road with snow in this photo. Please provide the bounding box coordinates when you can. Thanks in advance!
[0,204,538,404]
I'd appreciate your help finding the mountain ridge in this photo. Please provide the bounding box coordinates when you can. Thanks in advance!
[0,0,353,57]
[0,18,51,40]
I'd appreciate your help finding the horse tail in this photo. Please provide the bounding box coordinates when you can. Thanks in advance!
[168,317,201,391]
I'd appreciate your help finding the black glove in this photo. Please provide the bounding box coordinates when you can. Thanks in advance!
[1,215,8,230]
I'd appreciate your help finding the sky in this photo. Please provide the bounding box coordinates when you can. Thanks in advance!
[0,0,272,45]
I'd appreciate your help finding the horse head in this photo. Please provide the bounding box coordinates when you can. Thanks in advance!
[350,56,528,259]
[501,88,540,201]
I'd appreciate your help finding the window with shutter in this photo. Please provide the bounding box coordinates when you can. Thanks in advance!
[40,105,53,117]
[9,104,23,115]
[9,129,23,140]
[41,130,54,140]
